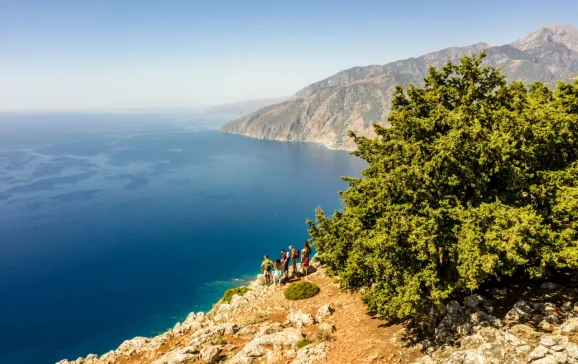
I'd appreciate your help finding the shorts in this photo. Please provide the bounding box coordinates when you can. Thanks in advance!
[303,257,309,266]
[283,263,289,272]
[274,269,283,277]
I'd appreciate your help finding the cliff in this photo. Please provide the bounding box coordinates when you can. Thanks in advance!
[221,24,578,150]
[58,262,578,364]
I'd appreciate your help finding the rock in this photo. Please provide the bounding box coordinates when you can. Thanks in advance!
[552,351,568,363]
[318,322,336,333]
[316,304,335,323]
[200,345,222,364]
[567,344,578,359]
[266,350,283,363]
[230,294,249,310]
[229,328,304,363]
[173,322,182,334]
[492,288,509,296]
[456,322,473,336]
[182,320,202,332]
[513,300,533,313]
[528,345,550,360]
[464,294,484,309]
[153,347,198,364]
[293,343,328,364]
[562,301,574,312]
[532,356,560,364]
[237,325,258,335]
[539,320,555,331]
[504,332,525,346]
[189,326,226,350]
[220,322,238,335]
[286,311,316,328]
[540,282,560,290]
[256,322,284,337]
[540,336,558,348]
[216,303,231,314]
[284,349,297,359]
[561,318,578,333]
[460,334,486,350]
[117,337,150,356]
[550,345,566,352]
[505,307,529,322]
[545,314,560,324]
[543,303,557,313]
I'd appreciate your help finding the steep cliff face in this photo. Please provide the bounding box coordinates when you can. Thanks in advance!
[221,25,578,150]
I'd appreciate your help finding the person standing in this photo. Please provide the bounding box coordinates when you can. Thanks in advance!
[289,245,299,276]
[302,240,312,276]
[273,258,284,286]
[261,255,273,285]
[281,248,289,279]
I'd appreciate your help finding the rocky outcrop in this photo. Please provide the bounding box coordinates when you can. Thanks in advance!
[221,24,578,150]
[416,287,578,364]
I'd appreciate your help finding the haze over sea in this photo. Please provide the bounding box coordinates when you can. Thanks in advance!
[0,112,364,364]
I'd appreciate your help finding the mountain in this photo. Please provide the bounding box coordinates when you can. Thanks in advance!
[204,97,289,117]
[221,24,578,149]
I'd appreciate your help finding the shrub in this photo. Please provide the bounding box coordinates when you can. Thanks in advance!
[239,310,269,326]
[308,52,578,321]
[222,286,249,304]
[296,338,311,349]
[284,282,320,300]
[313,329,333,342]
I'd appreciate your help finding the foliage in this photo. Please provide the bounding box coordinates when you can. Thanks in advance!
[313,329,333,342]
[207,335,228,346]
[284,282,320,300]
[308,52,578,320]
[222,287,250,304]
[296,338,312,349]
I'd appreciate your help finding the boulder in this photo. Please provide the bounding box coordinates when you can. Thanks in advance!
[286,311,316,328]
[540,282,560,291]
[318,322,336,333]
[200,345,222,364]
[315,304,335,323]
[256,322,284,337]
[561,318,578,333]
[152,347,197,364]
[293,343,328,364]
[116,337,150,356]
[230,295,249,310]
[189,326,226,350]
[464,295,484,310]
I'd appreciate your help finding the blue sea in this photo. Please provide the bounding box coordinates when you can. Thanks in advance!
[0,112,365,364]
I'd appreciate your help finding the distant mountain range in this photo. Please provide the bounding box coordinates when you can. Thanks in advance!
[221,24,578,149]
[204,97,288,116]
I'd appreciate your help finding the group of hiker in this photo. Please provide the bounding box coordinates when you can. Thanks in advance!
[260,241,312,286]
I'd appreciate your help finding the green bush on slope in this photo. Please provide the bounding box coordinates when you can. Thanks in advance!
[307,51,578,321]
[284,282,320,300]
[222,287,249,304]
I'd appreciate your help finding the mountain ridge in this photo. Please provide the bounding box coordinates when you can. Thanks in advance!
[221,24,578,150]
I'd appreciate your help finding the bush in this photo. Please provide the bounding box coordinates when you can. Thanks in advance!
[222,286,249,304]
[308,52,578,321]
[239,311,269,326]
[313,329,333,342]
[296,338,311,349]
[284,282,320,300]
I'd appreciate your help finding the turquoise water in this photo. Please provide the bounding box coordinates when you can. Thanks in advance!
[0,112,365,364]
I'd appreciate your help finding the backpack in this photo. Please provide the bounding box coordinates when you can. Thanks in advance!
[265,263,273,272]
[292,249,299,258]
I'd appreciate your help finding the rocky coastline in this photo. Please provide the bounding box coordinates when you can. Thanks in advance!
[57,262,578,364]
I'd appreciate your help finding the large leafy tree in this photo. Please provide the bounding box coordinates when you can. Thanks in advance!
[308,52,578,320]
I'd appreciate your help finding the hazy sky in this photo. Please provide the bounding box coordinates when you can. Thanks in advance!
[1,0,577,111]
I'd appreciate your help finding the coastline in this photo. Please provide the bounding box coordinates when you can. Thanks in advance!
[219,130,355,152]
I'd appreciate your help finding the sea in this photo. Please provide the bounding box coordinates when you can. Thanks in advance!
[0,111,365,364]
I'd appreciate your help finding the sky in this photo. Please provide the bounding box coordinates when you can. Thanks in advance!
[0,0,577,111]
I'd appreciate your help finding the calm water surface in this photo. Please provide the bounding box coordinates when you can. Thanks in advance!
[0,112,365,364]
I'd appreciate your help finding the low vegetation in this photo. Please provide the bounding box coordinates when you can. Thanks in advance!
[239,310,269,326]
[308,52,578,321]
[284,282,320,300]
[312,329,333,342]
[222,286,250,304]
[296,338,312,349]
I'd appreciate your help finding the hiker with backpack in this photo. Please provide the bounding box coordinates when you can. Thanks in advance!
[289,245,299,276]
[302,241,312,276]
[261,255,274,285]
[273,258,284,286]
[281,248,289,279]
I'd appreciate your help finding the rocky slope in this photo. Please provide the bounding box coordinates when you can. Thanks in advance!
[221,24,578,150]
[58,260,578,364]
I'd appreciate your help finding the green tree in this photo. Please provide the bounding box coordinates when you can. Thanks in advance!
[307,52,578,320]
